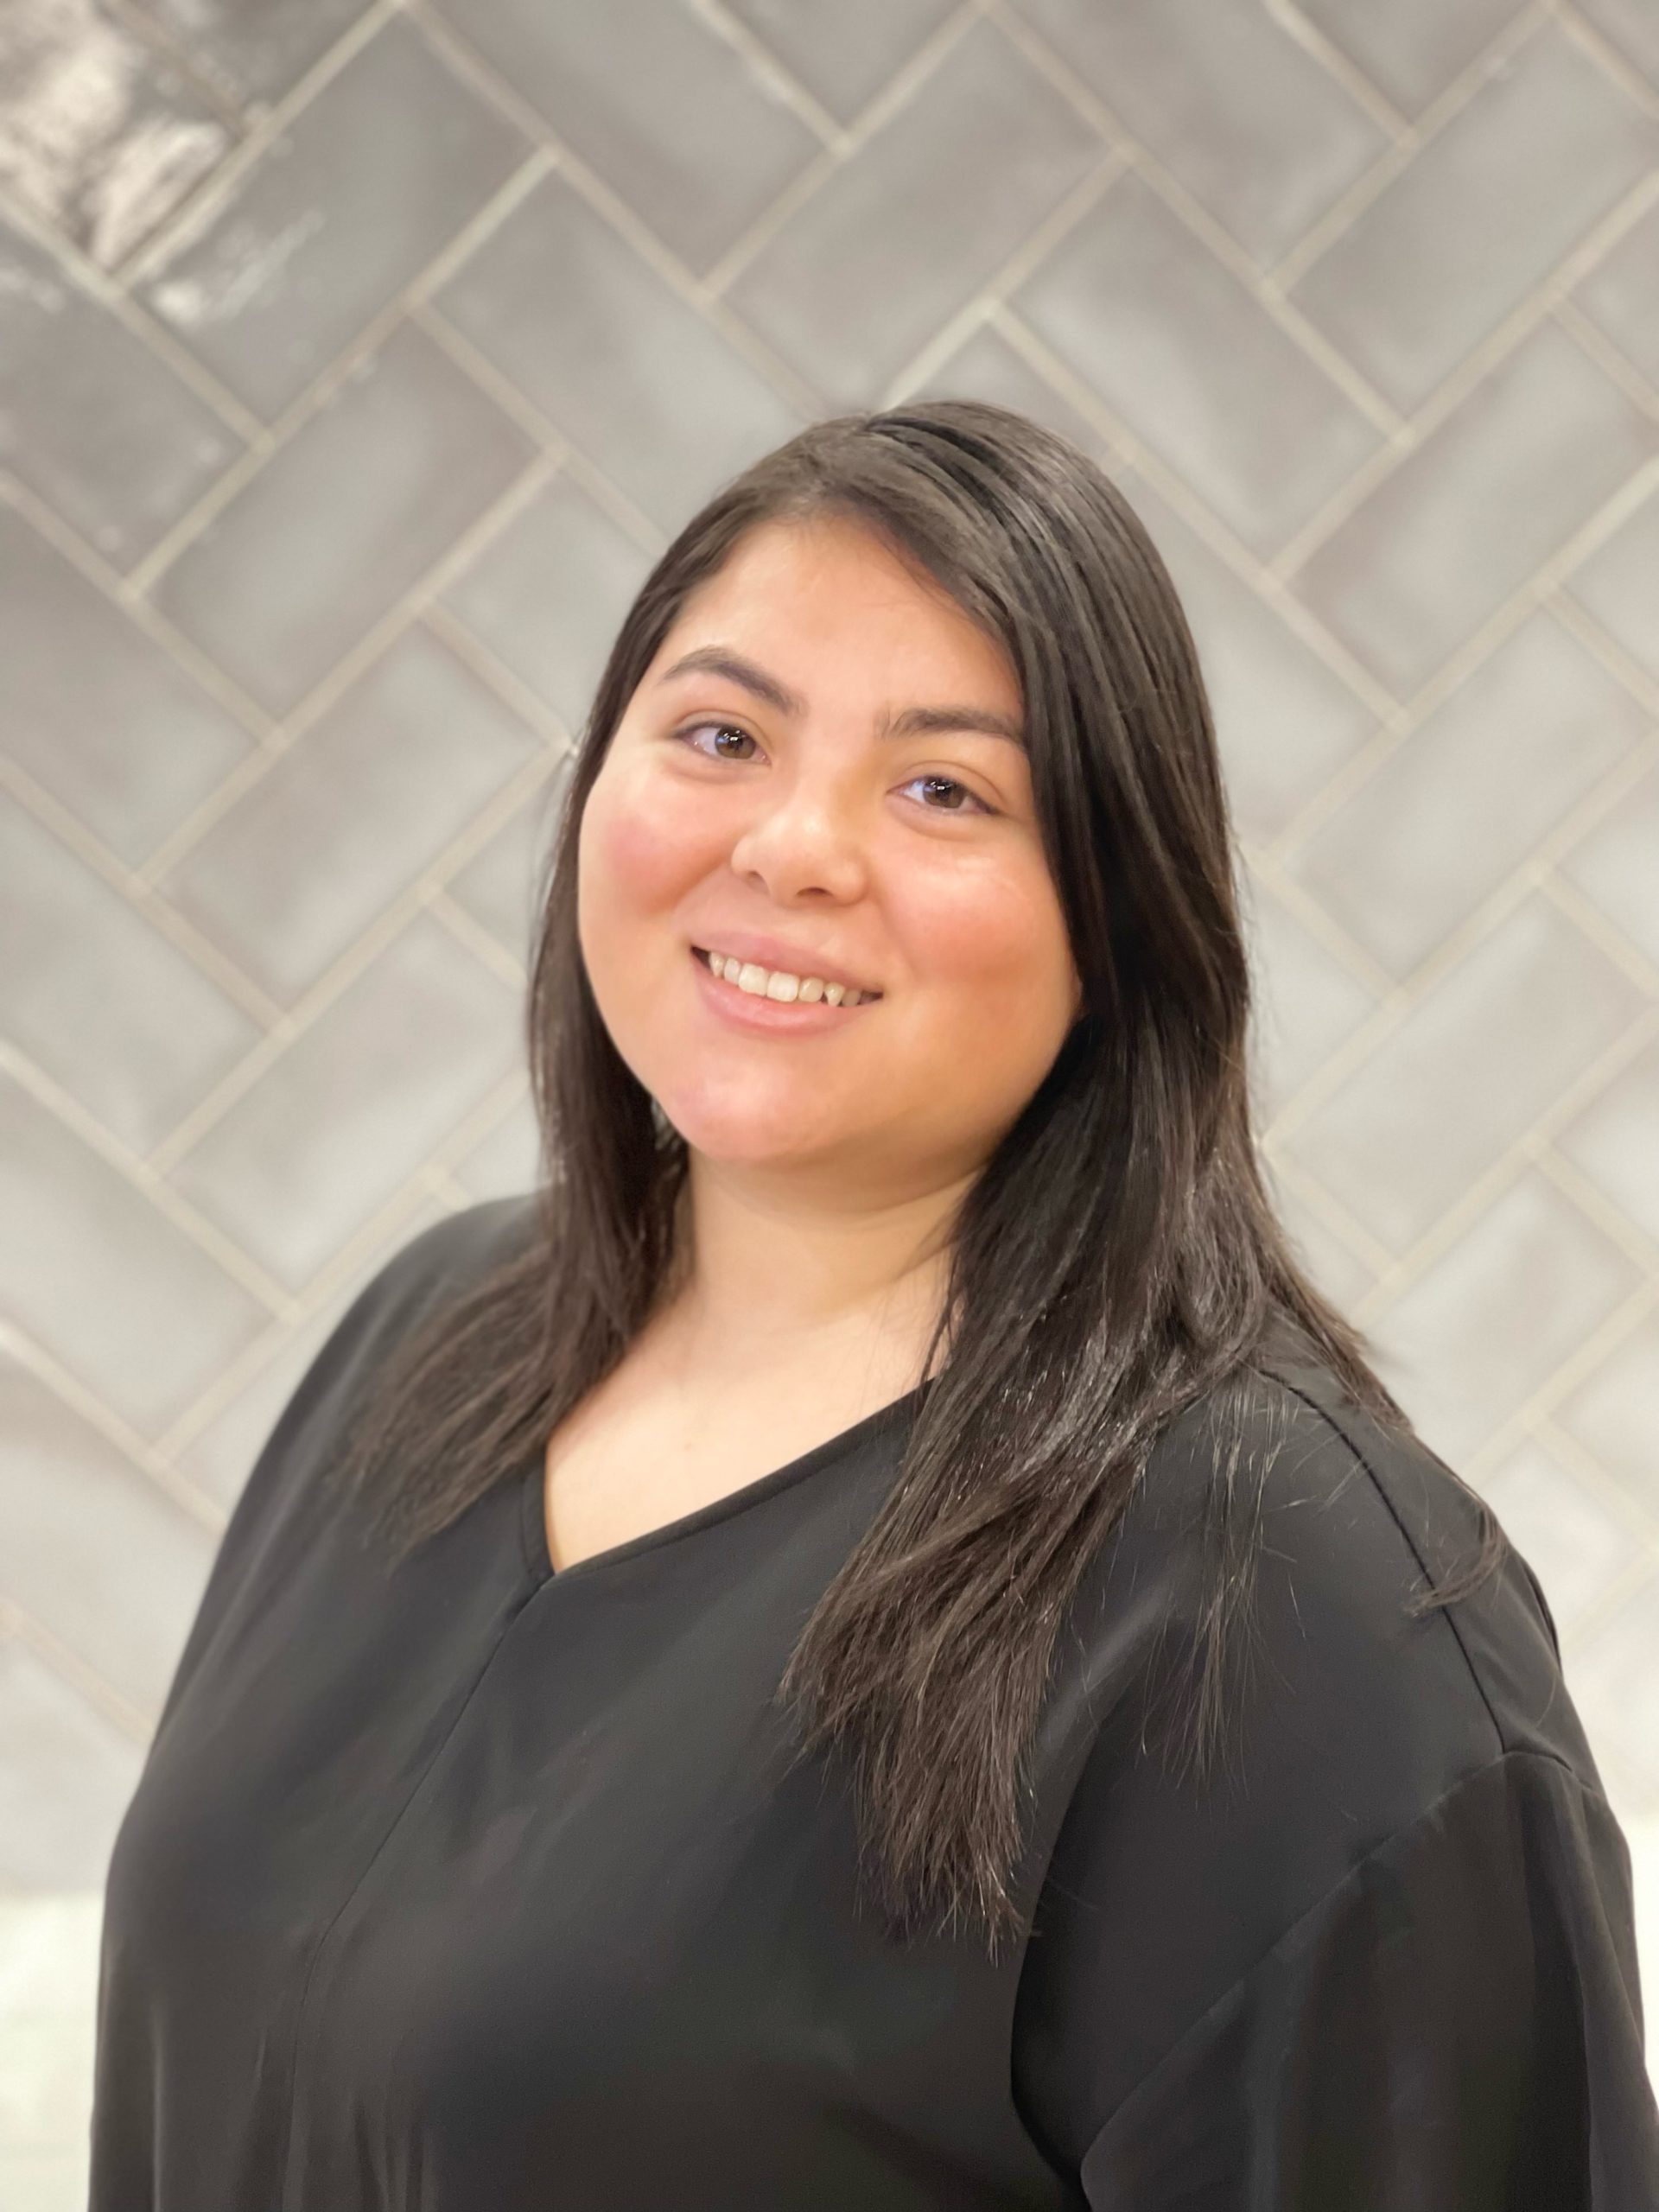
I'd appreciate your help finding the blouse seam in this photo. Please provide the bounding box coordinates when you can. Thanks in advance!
[1249,1361,1511,1763]
[1079,1745,1599,2163]
[271,1585,538,2212]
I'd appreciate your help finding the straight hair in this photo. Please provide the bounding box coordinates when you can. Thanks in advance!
[334,400,1506,1960]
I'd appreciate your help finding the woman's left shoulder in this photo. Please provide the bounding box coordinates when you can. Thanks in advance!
[1031,1332,1609,1949]
[1015,1343,1656,2193]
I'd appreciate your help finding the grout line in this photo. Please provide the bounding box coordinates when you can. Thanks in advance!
[1552,0,1659,118]
[0,190,267,448]
[1459,1275,1659,1479]
[0,479,275,740]
[1547,593,1659,719]
[2,1605,157,1747]
[115,0,404,289]
[139,753,553,1175]
[1534,1411,1659,1552]
[986,307,1403,717]
[1346,1005,1659,1314]
[418,602,582,756]
[0,1045,293,1312]
[1268,3,1554,295]
[1271,182,1659,581]
[149,1185,459,1466]
[99,0,255,127]
[882,146,1130,404]
[0,758,285,1026]
[0,1332,230,1534]
[1264,0,1411,137]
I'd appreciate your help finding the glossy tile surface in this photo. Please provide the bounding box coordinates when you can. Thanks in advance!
[3,2,1656,2191]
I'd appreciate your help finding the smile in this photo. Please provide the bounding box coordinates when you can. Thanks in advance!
[692,946,881,1007]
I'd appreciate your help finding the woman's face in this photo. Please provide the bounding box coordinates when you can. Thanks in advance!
[576,514,1083,1195]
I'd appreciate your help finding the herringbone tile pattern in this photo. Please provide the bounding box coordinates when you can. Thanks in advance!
[2,1,1657,2193]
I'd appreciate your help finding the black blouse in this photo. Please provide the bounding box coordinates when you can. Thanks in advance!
[91,1194,1659,2209]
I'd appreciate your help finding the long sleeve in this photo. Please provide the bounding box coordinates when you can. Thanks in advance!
[1077,1749,1659,2209]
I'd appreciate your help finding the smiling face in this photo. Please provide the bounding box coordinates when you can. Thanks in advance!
[575,514,1083,1200]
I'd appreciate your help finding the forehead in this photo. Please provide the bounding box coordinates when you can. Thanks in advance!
[655,517,1020,705]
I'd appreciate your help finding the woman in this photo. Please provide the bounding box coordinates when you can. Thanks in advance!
[91,401,1657,2208]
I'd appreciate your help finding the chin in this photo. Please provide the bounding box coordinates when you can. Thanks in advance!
[650,1081,851,1166]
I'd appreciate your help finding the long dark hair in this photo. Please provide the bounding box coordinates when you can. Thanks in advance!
[334,399,1506,1958]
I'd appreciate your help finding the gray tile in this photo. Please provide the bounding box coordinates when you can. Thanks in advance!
[0,3,230,269]
[1554,1315,1659,1525]
[430,0,819,277]
[0,1643,144,1889]
[449,1090,541,1205]
[0,219,244,566]
[1559,760,1659,969]
[1282,612,1647,977]
[0,509,256,868]
[1559,1567,1659,1808]
[723,0,960,126]
[1575,198,1659,388]
[159,625,545,1006]
[902,319,1119,465]
[0,794,260,1153]
[1267,1173,1379,1313]
[0,1069,271,1437]
[1290,25,1659,413]
[898,334,1383,840]
[173,1196,450,1513]
[1014,170,1382,557]
[1242,874,1380,1122]
[444,785,563,963]
[440,474,655,731]
[1295,0,1527,117]
[1011,0,1388,264]
[167,914,524,1289]
[141,0,375,105]
[137,18,531,423]
[1368,1166,1640,1462]
[0,1362,216,1721]
[728,16,1103,408]
[1564,487,1659,683]
[1478,1437,1642,1635]
[151,319,538,715]
[434,171,805,535]
[1554,1037,1659,1255]
[1122,475,1381,843]
[1286,893,1648,1253]
[1575,0,1659,88]
[1293,321,1653,698]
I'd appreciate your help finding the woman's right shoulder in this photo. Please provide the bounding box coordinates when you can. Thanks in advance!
[221,1194,540,1555]
[277,1194,537,1440]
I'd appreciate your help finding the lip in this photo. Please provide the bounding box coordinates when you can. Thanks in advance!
[688,931,880,999]
[689,944,879,1033]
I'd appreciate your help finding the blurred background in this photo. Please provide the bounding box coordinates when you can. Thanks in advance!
[2,0,1657,2201]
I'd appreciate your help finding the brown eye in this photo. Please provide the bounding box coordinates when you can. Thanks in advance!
[900,773,994,817]
[677,721,758,760]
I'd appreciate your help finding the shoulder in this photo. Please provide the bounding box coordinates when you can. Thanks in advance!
[299,1192,539,1415]
[1014,1342,1645,2182]
[1014,1338,1602,2131]
[223,1193,540,1546]
[1079,1336,1587,1796]
[152,1194,543,1735]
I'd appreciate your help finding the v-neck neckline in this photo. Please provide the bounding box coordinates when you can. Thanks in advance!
[516,1378,930,1589]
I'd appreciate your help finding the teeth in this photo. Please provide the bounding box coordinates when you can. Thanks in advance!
[705,950,875,1007]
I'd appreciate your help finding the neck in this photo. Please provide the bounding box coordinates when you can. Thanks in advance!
[658,1155,968,1382]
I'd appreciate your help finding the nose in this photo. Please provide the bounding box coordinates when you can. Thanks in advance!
[726,761,871,903]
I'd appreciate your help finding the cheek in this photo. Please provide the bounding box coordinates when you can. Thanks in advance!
[903,859,1071,1006]
[581,765,704,921]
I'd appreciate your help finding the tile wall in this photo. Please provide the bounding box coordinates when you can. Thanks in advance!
[2,2,1656,2202]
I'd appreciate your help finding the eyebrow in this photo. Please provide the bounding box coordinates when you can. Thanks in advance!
[654,645,1027,752]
